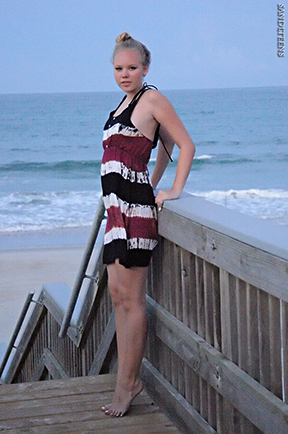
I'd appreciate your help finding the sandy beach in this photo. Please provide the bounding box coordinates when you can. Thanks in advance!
[0,245,85,361]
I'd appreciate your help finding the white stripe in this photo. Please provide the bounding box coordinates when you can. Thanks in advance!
[103,193,157,219]
[104,231,158,251]
[104,227,126,245]
[127,238,158,250]
[103,123,143,141]
[101,160,150,184]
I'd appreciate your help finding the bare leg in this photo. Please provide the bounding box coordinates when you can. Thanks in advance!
[101,259,148,417]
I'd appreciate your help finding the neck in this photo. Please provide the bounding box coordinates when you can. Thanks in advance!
[125,83,145,102]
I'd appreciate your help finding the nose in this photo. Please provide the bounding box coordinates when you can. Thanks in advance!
[121,68,129,77]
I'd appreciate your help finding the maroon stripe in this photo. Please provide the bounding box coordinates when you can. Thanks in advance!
[102,150,147,173]
[105,206,157,240]
[125,215,157,240]
[105,206,125,232]
[103,134,152,164]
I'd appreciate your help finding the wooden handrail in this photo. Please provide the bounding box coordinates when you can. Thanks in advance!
[58,196,106,338]
[0,290,35,381]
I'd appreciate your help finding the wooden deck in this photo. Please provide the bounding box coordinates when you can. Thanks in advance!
[2,194,288,433]
[0,374,180,433]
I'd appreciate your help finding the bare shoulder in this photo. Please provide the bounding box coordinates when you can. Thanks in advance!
[144,88,171,106]
[142,88,176,118]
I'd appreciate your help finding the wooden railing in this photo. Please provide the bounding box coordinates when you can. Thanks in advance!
[1,193,288,434]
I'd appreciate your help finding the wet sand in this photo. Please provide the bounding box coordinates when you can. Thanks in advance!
[0,246,85,359]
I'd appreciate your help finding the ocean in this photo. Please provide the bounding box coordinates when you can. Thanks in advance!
[1,86,288,245]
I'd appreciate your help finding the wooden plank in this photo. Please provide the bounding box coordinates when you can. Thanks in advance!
[141,358,216,434]
[211,264,221,352]
[203,261,214,346]
[31,348,69,381]
[0,374,181,433]
[214,393,223,434]
[0,390,154,421]
[8,420,180,434]
[281,300,288,403]
[222,399,235,434]
[0,374,116,401]
[180,250,200,409]
[268,295,282,399]
[88,309,116,375]
[0,403,175,432]
[236,278,248,373]
[195,257,205,338]
[203,261,221,351]
[258,289,271,390]
[31,355,46,382]
[180,249,197,331]
[247,284,260,382]
[220,270,233,360]
[146,296,288,434]
[4,416,179,434]
[158,209,288,302]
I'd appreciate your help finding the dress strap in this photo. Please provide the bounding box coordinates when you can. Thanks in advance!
[129,83,157,106]
[131,83,173,162]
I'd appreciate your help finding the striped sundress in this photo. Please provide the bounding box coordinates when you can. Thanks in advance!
[101,85,159,268]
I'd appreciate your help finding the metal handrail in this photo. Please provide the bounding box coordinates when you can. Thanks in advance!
[0,290,35,380]
[59,196,106,338]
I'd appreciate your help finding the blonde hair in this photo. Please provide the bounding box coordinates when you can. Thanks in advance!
[113,32,151,67]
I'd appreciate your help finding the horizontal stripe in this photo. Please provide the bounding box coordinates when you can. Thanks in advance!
[104,228,157,251]
[104,227,157,251]
[101,173,155,206]
[125,215,158,240]
[103,239,154,268]
[103,134,153,164]
[103,123,143,140]
[105,208,157,241]
[103,193,157,219]
[127,237,158,250]
[104,227,127,245]
[101,160,150,184]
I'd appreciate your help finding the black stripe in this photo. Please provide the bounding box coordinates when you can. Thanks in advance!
[101,172,156,206]
[103,239,154,268]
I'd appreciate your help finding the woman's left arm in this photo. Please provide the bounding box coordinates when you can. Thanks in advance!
[149,91,196,208]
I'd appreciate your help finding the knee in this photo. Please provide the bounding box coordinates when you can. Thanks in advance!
[111,284,145,313]
[108,281,122,307]
[109,282,132,311]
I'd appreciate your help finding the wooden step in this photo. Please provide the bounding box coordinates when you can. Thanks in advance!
[0,374,181,433]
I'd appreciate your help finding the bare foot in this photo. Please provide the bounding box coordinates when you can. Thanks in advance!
[101,380,143,417]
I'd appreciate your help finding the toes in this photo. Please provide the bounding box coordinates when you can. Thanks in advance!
[101,404,111,412]
[102,405,124,417]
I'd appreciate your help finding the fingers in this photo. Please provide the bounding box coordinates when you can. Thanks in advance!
[157,204,163,212]
[155,193,165,212]
[155,190,166,212]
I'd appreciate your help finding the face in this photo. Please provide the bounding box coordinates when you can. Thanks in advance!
[113,49,149,95]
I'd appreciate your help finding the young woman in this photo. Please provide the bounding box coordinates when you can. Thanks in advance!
[101,32,195,417]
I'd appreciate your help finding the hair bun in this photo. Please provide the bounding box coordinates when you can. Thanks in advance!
[113,32,151,67]
[116,32,132,44]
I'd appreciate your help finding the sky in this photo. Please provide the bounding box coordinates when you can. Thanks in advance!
[0,0,287,94]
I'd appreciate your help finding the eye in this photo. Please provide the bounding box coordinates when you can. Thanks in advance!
[129,66,137,70]
[115,67,122,71]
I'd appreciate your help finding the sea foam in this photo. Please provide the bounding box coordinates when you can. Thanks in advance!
[193,189,288,225]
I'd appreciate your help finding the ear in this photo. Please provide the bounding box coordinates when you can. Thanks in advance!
[143,65,149,77]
